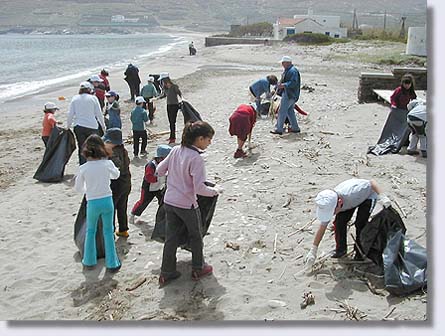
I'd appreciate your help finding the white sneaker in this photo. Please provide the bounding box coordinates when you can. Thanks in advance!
[129,214,135,224]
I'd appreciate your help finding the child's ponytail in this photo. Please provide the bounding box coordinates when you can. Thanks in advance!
[181,121,215,147]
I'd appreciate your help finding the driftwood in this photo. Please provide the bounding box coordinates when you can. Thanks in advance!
[336,300,367,320]
[273,233,278,254]
[383,306,397,320]
[126,277,147,291]
[393,198,407,218]
[271,157,302,169]
[288,218,315,237]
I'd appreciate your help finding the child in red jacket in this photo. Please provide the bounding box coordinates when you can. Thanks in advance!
[228,103,257,158]
[41,102,59,147]
[130,144,172,223]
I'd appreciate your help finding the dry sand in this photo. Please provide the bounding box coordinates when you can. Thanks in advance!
[0,34,427,321]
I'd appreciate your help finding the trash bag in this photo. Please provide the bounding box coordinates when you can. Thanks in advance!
[33,126,76,182]
[151,189,218,251]
[360,206,406,267]
[180,100,203,124]
[73,197,105,259]
[367,107,411,155]
[383,230,427,296]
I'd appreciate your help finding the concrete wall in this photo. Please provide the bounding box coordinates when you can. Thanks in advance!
[357,67,427,103]
[406,26,427,56]
[205,36,276,47]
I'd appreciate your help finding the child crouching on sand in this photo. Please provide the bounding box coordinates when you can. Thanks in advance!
[130,144,172,224]
[41,102,59,147]
[228,103,257,158]
[74,134,121,272]
[156,121,223,286]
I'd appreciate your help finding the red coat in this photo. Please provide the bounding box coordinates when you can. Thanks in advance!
[228,104,256,141]
[390,86,416,110]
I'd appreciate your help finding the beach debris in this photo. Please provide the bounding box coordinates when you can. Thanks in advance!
[300,291,315,309]
[270,157,302,169]
[288,218,315,237]
[393,198,407,218]
[273,233,278,254]
[365,279,386,296]
[282,193,295,208]
[225,241,240,251]
[268,299,287,308]
[126,276,147,292]
[278,265,287,280]
[319,130,339,135]
[336,300,367,320]
[349,233,366,260]
[58,96,66,101]
[301,84,315,92]
[383,306,397,320]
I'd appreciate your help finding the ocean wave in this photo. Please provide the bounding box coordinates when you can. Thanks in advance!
[0,36,185,103]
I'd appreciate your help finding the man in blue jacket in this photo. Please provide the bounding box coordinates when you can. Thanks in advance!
[249,75,278,115]
[270,56,301,135]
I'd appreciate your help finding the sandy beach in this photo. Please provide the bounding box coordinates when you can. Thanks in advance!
[0,32,427,321]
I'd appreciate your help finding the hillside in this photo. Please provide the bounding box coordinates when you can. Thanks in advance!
[0,0,427,33]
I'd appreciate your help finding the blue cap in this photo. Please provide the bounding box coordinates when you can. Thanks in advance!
[102,128,123,145]
[105,90,118,97]
[156,144,172,158]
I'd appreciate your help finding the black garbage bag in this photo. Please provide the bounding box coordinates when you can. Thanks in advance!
[74,197,105,259]
[367,107,411,155]
[151,190,218,251]
[360,206,406,267]
[180,100,203,124]
[33,126,76,182]
[383,230,427,296]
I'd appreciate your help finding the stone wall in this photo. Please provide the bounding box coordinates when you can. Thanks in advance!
[358,67,427,103]
[205,36,277,47]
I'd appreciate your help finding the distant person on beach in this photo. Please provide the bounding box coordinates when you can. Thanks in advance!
[129,144,172,224]
[155,75,182,144]
[124,63,141,102]
[74,134,121,273]
[41,102,59,148]
[89,75,106,110]
[228,103,257,158]
[100,69,111,92]
[130,96,149,158]
[390,74,417,110]
[67,82,106,165]
[140,76,159,124]
[103,128,132,238]
[189,41,196,55]
[270,56,301,135]
[406,99,427,158]
[304,179,392,270]
[156,121,223,286]
[104,91,121,129]
[249,75,278,115]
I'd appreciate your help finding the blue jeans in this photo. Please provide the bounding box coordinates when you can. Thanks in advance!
[83,196,121,269]
[275,94,299,133]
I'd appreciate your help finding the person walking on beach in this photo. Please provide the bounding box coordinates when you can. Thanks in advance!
[74,134,121,273]
[41,102,59,148]
[130,96,149,158]
[155,76,182,144]
[129,144,172,224]
[104,91,121,129]
[156,121,223,286]
[249,75,278,115]
[140,76,159,124]
[103,128,132,238]
[124,63,141,102]
[304,179,392,270]
[100,69,111,92]
[89,75,106,110]
[270,56,301,135]
[390,74,417,110]
[228,103,257,158]
[67,82,106,165]
[189,41,196,55]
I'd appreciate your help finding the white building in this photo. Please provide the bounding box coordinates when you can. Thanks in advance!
[111,15,140,23]
[273,8,347,40]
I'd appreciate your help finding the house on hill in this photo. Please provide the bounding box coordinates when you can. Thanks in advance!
[273,9,347,40]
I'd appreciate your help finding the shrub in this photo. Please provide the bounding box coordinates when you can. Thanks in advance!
[283,32,338,45]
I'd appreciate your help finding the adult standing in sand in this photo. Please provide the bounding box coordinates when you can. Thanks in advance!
[124,63,141,102]
[155,74,183,144]
[304,179,392,269]
[270,56,301,135]
[67,81,106,165]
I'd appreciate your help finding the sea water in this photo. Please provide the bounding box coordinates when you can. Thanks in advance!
[0,33,183,103]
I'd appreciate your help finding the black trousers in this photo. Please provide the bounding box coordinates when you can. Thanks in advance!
[131,182,163,216]
[73,125,100,165]
[128,81,140,101]
[167,104,180,140]
[132,130,147,156]
[143,98,155,121]
[111,182,131,233]
[161,204,204,276]
[42,136,49,148]
[334,199,372,255]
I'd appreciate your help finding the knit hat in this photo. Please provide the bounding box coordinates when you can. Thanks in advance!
[156,144,172,158]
